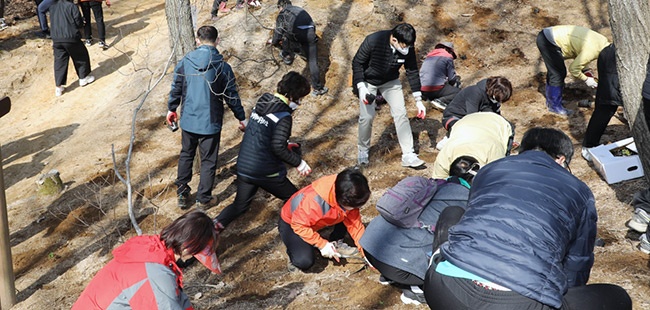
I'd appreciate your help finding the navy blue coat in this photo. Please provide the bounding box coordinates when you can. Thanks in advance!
[360,181,470,280]
[168,45,245,135]
[441,151,597,308]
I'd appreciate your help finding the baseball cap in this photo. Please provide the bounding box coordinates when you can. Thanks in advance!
[193,239,222,274]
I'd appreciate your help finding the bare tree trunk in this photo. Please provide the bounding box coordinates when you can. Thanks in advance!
[608,0,650,183]
[165,0,195,63]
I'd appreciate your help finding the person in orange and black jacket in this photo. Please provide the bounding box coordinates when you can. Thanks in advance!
[279,168,370,271]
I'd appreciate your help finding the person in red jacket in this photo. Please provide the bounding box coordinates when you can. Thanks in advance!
[279,168,370,271]
[72,210,220,310]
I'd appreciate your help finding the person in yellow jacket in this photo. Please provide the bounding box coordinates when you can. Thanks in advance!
[279,168,370,271]
[432,112,514,179]
[536,25,609,115]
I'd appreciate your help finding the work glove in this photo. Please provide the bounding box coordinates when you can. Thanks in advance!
[166,111,177,125]
[296,160,311,176]
[357,82,370,105]
[585,77,598,89]
[288,142,302,156]
[319,242,341,262]
[238,119,248,132]
[414,92,425,119]
[106,0,111,7]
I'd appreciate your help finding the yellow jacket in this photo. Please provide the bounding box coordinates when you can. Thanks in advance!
[548,25,610,81]
[432,112,512,179]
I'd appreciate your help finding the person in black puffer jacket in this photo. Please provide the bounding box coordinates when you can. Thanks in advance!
[424,127,632,310]
[214,71,312,231]
[49,0,94,96]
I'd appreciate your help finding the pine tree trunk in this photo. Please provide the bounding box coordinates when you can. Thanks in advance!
[165,0,196,64]
[608,0,650,183]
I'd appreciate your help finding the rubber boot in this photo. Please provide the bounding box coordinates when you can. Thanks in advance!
[219,1,230,13]
[546,85,571,115]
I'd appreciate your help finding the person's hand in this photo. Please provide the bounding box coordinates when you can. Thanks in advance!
[414,93,425,119]
[319,242,341,262]
[585,77,598,89]
[296,160,311,176]
[166,111,177,125]
[238,119,248,132]
[266,38,272,45]
[106,0,111,7]
[357,82,370,104]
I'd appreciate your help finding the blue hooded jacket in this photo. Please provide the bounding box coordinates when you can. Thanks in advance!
[168,45,245,135]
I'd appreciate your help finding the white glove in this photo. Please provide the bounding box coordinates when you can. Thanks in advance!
[296,160,311,176]
[585,77,598,88]
[238,119,248,132]
[357,82,369,105]
[414,92,425,119]
[319,242,342,260]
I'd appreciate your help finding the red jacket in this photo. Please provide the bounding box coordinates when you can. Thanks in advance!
[280,175,366,250]
[72,235,193,310]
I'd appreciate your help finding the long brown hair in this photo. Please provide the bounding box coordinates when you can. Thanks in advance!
[160,210,217,256]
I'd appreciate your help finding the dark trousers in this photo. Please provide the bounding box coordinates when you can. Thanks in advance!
[1,0,5,19]
[36,0,53,32]
[215,174,297,227]
[80,1,106,41]
[53,41,91,86]
[422,83,461,104]
[536,31,566,87]
[175,130,220,203]
[425,272,631,310]
[278,218,347,270]
[365,251,423,286]
[583,104,618,148]
[283,27,322,90]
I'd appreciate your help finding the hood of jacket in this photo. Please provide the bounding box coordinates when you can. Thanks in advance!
[253,93,294,115]
[426,48,454,59]
[112,235,175,266]
[185,45,224,73]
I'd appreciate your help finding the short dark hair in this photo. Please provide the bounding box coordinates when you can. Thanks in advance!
[335,168,371,208]
[277,0,292,8]
[197,26,219,43]
[520,127,574,165]
[277,71,311,102]
[486,76,512,103]
[160,210,217,256]
[391,23,416,46]
[449,156,480,183]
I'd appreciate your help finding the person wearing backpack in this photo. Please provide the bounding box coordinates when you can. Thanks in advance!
[279,168,370,271]
[213,72,312,231]
[359,156,479,305]
[432,112,514,179]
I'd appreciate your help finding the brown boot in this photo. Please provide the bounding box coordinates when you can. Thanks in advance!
[219,1,230,13]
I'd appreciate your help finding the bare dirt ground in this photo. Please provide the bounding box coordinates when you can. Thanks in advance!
[0,0,649,309]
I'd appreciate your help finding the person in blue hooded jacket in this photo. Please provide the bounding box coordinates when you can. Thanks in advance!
[424,127,632,310]
[167,25,246,210]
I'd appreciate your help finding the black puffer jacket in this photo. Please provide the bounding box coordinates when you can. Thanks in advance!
[272,5,314,45]
[595,44,622,106]
[352,30,421,91]
[50,0,84,43]
[236,93,302,179]
[443,79,499,120]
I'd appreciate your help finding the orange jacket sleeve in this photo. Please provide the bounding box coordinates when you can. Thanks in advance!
[289,198,330,249]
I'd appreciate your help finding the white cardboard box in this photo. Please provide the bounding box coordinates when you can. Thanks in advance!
[588,137,645,184]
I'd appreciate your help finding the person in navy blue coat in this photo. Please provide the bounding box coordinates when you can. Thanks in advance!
[424,127,632,310]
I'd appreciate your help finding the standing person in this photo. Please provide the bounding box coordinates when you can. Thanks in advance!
[420,42,461,111]
[279,168,370,271]
[0,0,8,31]
[72,210,222,309]
[79,0,111,49]
[536,25,609,115]
[424,127,632,310]
[50,0,94,97]
[166,25,246,210]
[270,0,328,96]
[353,23,426,168]
[360,156,478,305]
[581,44,622,161]
[36,0,54,38]
[213,71,312,230]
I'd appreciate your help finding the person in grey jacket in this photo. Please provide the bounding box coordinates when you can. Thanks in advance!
[167,25,246,210]
[360,156,478,305]
[424,127,632,310]
[419,42,461,110]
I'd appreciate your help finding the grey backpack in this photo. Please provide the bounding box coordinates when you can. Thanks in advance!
[376,176,438,231]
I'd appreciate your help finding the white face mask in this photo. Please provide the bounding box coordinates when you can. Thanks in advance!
[394,44,410,55]
[489,96,499,104]
[289,100,300,110]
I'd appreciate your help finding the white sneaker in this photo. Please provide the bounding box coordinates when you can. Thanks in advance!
[334,240,359,257]
[628,208,650,233]
[430,99,447,111]
[436,136,449,151]
[358,150,369,165]
[640,233,650,254]
[55,86,64,97]
[581,147,592,162]
[401,153,425,168]
[79,75,95,87]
